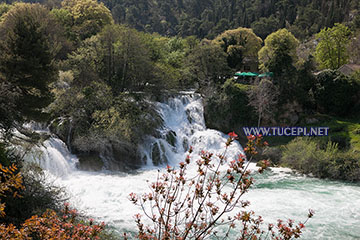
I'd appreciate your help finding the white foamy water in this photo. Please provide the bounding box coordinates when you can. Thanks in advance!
[28,93,360,239]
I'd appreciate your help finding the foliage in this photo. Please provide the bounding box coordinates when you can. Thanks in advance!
[61,0,113,41]
[212,27,262,69]
[0,164,23,217]
[348,31,360,64]
[1,163,65,226]
[313,70,358,116]
[0,3,12,19]
[315,23,352,70]
[258,29,300,103]
[0,147,104,238]
[128,134,312,239]
[258,29,299,72]
[203,79,257,134]
[281,137,360,181]
[251,16,280,40]
[0,203,104,239]
[0,3,59,127]
[186,41,229,88]
[96,0,359,40]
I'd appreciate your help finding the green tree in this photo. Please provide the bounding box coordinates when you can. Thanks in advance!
[258,28,299,72]
[258,29,299,100]
[315,23,352,70]
[251,15,280,39]
[212,27,262,69]
[0,3,12,19]
[0,3,58,127]
[61,0,113,41]
[313,70,358,116]
[187,41,229,88]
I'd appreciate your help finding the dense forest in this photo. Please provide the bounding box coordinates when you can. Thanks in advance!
[2,0,360,39]
[0,0,360,238]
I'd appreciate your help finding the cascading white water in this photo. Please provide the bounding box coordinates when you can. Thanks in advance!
[27,92,360,239]
[139,92,242,168]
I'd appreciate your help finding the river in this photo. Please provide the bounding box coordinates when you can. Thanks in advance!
[27,92,360,239]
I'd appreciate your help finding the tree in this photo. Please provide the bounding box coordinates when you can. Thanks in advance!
[251,15,280,40]
[61,0,114,41]
[258,29,299,72]
[258,29,299,100]
[187,41,229,88]
[313,70,358,116]
[248,79,279,127]
[0,164,23,217]
[0,3,58,127]
[213,28,262,70]
[0,3,12,19]
[348,31,360,64]
[315,23,352,70]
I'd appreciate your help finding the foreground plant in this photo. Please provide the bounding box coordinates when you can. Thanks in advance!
[128,133,313,239]
[0,163,104,239]
[0,203,105,239]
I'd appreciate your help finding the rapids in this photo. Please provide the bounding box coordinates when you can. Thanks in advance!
[27,92,360,239]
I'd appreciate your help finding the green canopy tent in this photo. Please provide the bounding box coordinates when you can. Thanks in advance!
[258,72,274,77]
[234,72,259,77]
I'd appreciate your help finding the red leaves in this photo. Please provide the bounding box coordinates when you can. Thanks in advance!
[228,131,238,138]
[126,133,311,240]
[0,204,104,239]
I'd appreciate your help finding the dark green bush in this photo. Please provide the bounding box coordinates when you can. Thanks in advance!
[313,70,359,116]
[203,79,257,134]
[0,162,65,226]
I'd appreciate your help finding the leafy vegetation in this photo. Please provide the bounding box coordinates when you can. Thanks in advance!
[281,137,360,181]
[0,0,360,238]
[315,23,352,70]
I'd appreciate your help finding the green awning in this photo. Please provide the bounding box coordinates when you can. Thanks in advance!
[258,72,274,77]
[234,72,259,77]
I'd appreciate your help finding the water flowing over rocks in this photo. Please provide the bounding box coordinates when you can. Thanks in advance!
[23,92,360,239]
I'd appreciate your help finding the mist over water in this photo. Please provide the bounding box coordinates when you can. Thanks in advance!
[28,93,360,239]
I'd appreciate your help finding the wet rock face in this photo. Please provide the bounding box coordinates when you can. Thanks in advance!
[111,142,142,171]
[75,142,143,172]
[165,130,177,147]
[151,142,168,166]
[49,117,71,145]
[77,153,104,171]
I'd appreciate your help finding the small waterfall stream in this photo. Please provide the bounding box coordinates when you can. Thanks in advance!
[24,92,360,239]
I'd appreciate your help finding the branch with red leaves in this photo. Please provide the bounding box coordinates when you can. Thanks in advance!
[127,133,313,239]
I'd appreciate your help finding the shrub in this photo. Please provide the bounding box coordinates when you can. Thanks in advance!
[203,79,257,133]
[313,70,358,116]
[0,161,104,239]
[1,163,65,226]
[128,134,312,239]
[281,137,360,181]
[0,203,105,239]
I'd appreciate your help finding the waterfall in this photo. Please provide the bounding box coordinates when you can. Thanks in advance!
[24,137,78,177]
[22,92,360,240]
[140,92,242,167]
[27,92,242,175]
